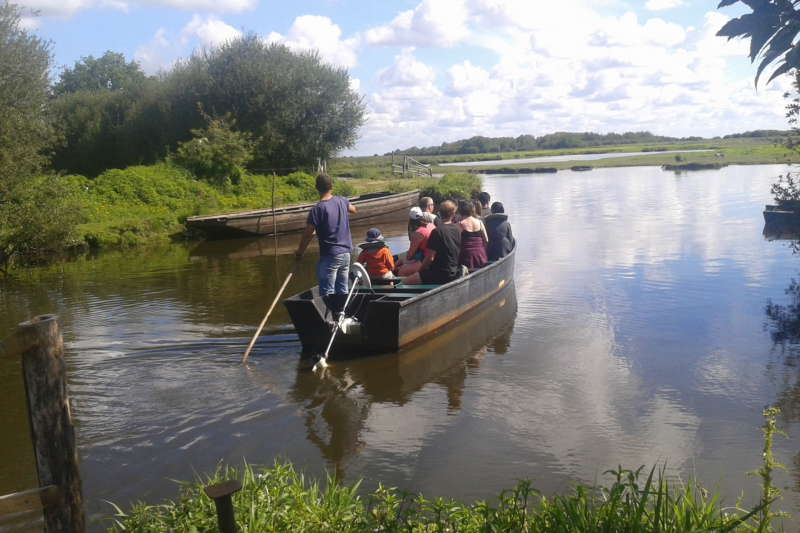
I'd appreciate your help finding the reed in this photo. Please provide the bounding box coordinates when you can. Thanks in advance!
[106,408,787,533]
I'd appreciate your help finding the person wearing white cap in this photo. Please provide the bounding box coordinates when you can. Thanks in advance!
[396,206,434,277]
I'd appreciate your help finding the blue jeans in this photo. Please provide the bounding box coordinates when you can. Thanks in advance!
[317,253,351,296]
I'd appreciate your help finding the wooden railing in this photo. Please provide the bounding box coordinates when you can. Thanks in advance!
[0,315,85,533]
[391,153,433,178]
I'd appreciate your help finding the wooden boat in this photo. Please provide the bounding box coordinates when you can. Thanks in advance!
[185,189,420,239]
[283,244,516,353]
[764,204,800,227]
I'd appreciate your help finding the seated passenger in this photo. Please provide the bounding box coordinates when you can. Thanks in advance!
[403,200,461,285]
[407,197,440,240]
[485,202,515,261]
[357,228,394,279]
[478,192,492,218]
[457,200,488,269]
[396,208,433,277]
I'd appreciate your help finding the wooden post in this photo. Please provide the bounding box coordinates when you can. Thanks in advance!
[18,314,84,533]
[203,480,242,533]
[271,172,277,237]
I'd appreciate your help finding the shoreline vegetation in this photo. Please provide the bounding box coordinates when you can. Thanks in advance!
[1,136,793,268]
[106,409,787,533]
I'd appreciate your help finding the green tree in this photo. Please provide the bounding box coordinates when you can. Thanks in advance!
[175,112,254,188]
[162,33,366,171]
[0,2,82,263]
[54,50,150,95]
[716,0,800,86]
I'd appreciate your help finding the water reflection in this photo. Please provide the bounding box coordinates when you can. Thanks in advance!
[288,287,517,479]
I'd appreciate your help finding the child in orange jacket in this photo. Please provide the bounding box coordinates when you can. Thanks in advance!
[357,228,394,278]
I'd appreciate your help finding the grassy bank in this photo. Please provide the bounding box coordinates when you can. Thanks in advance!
[57,166,480,250]
[106,409,787,533]
[332,137,796,176]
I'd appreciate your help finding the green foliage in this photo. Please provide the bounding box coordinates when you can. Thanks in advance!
[0,2,56,195]
[0,175,85,259]
[390,131,686,157]
[105,458,775,533]
[716,0,800,86]
[175,113,254,188]
[770,172,800,206]
[53,50,151,95]
[0,2,82,262]
[744,407,789,531]
[420,173,483,203]
[161,34,366,170]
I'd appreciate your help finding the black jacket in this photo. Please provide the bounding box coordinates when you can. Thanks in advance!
[484,213,515,261]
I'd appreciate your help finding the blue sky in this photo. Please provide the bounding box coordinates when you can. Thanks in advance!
[20,0,789,155]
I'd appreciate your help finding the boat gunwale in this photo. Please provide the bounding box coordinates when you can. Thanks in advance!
[186,189,421,223]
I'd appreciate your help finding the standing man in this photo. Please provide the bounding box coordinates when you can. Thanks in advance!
[295,174,356,295]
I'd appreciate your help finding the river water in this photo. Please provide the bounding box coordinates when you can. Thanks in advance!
[440,149,712,166]
[3,164,800,529]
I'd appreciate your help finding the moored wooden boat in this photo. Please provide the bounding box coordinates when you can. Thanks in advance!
[283,244,516,353]
[185,189,420,239]
[764,204,800,227]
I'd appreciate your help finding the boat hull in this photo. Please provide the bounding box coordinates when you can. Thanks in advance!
[284,245,516,353]
[764,204,800,227]
[186,190,420,239]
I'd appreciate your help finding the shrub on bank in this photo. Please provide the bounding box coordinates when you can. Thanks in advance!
[420,172,482,203]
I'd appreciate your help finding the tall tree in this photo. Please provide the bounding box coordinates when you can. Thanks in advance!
[54,50,150,95]
[716,0,800,86]
[162,33,366,171]
[0,1,54,195]
[0,2,82,261]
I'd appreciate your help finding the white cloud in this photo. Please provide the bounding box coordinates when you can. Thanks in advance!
[267,15,359,69]
[355,1,789,155]
[645,0,686,11]
[134,14,239,74]
[19,0,254,18]
[181,14,240,47]
[365,0,469,48]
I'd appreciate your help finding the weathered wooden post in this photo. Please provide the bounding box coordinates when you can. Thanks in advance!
[17,314,85,533]
[203,480,242,533]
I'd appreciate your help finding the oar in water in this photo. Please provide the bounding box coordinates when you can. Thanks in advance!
[241,263,298,364]
[312,263,371,372]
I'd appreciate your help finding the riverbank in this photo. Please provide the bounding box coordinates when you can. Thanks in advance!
[0,168,480,261]
[332,137,795,176]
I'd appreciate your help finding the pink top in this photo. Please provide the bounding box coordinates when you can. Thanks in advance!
[415,223,434,257]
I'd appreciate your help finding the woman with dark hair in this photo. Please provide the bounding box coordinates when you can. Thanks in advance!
[457,200,488,269]
[485,201,515,261]
[396,207,434,276]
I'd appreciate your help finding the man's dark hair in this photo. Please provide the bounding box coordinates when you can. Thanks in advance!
[491,201,504,214]
[315,173,333,193]
[478,192,491,206]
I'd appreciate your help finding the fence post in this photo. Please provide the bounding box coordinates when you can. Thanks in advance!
[18,314,84,533]
[204,480,242,533]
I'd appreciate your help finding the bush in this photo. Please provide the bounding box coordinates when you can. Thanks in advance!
[175,113,253,188]
[420,172,482,203]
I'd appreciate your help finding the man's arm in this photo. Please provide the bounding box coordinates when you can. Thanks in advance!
[295,224,316,260]
[348,204,356,214]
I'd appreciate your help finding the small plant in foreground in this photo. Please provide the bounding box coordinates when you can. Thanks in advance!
[743,407,789,532]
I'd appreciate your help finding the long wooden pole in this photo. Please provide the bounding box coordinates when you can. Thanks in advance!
[18,314,85,533]
[271,172,277,237]
[241,264,297,364]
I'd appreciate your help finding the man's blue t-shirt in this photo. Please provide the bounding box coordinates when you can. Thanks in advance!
[306,196,353,256]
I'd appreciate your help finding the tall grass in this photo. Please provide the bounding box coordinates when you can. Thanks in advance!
[106,409,787,533]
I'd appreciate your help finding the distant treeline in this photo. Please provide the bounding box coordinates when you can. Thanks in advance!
[388,129,791,156]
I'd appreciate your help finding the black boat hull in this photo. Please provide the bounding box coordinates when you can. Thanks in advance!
[284,245,516,353]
